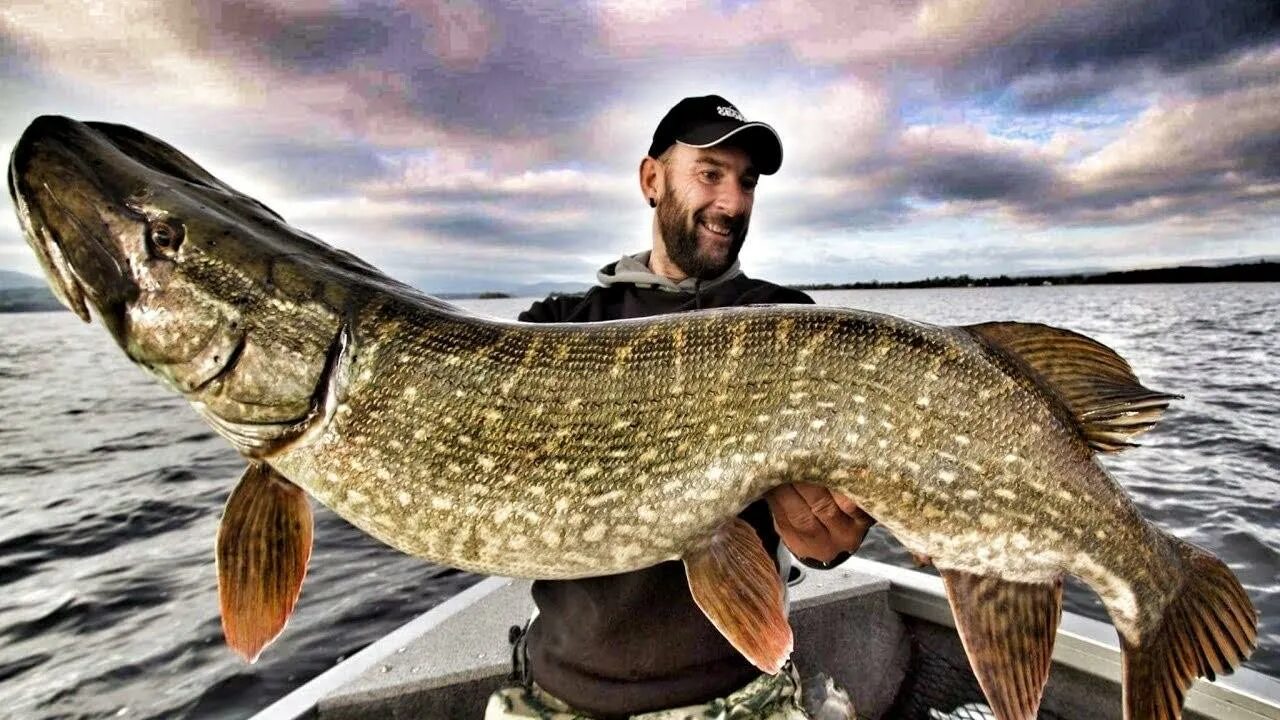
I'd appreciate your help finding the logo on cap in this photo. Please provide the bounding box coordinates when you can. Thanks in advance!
[716,105,746,122]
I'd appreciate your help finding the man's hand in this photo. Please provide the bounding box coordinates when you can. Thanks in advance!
[765,482,875,565]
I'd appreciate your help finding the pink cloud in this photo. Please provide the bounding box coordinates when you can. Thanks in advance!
[403,0,495,70]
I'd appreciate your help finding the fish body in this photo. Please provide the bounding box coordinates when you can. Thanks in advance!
[10,115,1256,720]
[266,296,1158,618]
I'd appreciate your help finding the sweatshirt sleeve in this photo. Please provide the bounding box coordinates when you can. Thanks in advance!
[771,287,815,305]
[738,282,816,307]
[518,289,599,323]
[518,295,572,323]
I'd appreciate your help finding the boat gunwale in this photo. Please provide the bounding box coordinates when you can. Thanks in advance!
[249,560,1280,720]
[249,576,510,720]
[848,557,1280,720]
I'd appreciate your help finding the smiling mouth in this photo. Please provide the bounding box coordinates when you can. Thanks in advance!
[698,218,736,239]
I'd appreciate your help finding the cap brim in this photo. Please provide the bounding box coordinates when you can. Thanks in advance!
[677,121,783,175]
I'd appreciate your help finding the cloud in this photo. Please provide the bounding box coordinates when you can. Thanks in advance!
[214,0,496,74]
[2,0,1277,292]
[1,2,257,107]
[1180,44,1280,96]
[1002,65,1139,113]
[1,1,613,149]
[595,0,1280,108]
[771,69,1280,233]
[898,125,1058,203]
[280,61,1280,284]
[198,0,612,141]
[1042,81,1280,222]
[225,139,390,197]
[1000,0,1279,72]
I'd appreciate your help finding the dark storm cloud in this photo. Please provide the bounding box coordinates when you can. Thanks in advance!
[397,2,612,136]
[1003,67,1132,113]
[765,183,910,235]
[412,212,514,242]
[195,2,399,73]
[232,139,388,196]
[371,192,634,254]
[181,0,620,140]
[1035,82,1280,224]
[974,0,1280,109]
[1181,46,1280,95]
[367,177,615,206]
[906,150,1055,203]
[758,127,1058,233]
[1012,0,1276,70]
[766,69,1280,234]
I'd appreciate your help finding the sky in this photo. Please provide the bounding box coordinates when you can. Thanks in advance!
[1,0,1278,293]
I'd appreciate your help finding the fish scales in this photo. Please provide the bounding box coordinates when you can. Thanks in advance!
[12,116,1255,717]
[268,297,1164,620]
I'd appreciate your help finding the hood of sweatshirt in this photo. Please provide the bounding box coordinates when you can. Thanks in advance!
[595,250,743,294]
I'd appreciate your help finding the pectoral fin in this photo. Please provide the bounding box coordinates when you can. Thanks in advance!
[684,517,793,674]
[216,463,314,663]
[940,569,1063,720]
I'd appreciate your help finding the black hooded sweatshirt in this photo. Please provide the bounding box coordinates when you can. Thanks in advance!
[517,253,814,718]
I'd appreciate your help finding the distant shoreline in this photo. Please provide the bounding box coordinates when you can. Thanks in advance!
[1,260,1274,313]
[0,287,65,313]
[789,260,1277,291]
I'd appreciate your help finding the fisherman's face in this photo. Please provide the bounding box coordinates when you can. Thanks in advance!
[655,144,757,279]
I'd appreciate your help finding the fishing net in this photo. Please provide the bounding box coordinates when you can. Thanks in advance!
[882,634,1070,720]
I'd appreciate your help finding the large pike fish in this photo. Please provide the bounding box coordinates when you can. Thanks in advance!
[9,115,1257,719]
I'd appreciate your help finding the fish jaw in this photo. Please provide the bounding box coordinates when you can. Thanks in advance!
[8,115,139,325]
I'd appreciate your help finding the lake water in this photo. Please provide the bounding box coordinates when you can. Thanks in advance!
[1,283,1276,719]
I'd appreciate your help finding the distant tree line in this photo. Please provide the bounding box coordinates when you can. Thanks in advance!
[791,260,1277,291]
[0,287,63,312]
[1,261,1274,314]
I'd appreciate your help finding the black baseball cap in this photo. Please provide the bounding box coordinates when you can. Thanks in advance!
[647,95,783,175]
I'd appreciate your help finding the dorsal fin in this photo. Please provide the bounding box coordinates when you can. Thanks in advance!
[963,322,1180,452]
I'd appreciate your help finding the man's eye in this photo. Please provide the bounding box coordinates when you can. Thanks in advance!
[742,179,758,192]
[700,170,720,182]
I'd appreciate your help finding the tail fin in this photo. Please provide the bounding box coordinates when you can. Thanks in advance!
[1121,538,1258,720]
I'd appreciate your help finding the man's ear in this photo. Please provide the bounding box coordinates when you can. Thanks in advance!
[639,156,663,207]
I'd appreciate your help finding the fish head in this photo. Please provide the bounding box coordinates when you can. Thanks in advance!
[8,115,349,424]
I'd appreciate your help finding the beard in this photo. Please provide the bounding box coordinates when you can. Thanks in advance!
[655,189,749,280]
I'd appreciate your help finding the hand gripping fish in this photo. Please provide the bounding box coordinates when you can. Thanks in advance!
[9,116,1257,720]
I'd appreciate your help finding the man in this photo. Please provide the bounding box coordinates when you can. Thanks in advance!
[487,96,873,720]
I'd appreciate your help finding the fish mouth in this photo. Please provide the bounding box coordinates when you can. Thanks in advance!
[9,116,140,332]
[8,156,91,322]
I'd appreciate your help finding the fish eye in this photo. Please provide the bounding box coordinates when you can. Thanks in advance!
[148,220,185,255]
